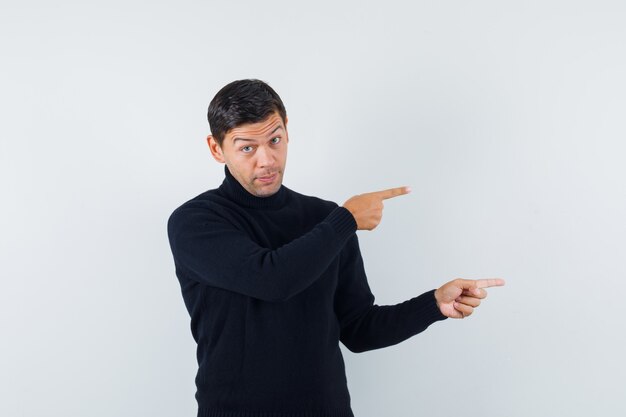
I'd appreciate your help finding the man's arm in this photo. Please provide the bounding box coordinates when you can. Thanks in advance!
[334,235,507,352]
[334,234,448,353]
[168,185,411,303]
[167,204,356,302]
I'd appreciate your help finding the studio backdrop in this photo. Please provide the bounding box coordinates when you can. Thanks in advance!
[1,1,624,416]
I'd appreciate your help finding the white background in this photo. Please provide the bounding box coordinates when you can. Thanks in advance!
[1,1,625,416]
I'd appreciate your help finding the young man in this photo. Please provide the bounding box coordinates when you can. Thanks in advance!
[167,79,505,417]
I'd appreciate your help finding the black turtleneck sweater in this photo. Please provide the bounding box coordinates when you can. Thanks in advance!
[167,165,447,417]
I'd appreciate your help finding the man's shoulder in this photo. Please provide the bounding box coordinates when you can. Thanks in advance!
[167,187,226,227]
[286,186,339,213]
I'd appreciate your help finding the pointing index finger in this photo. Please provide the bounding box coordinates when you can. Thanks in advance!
[374,186,412,200]
[474,278,506,289]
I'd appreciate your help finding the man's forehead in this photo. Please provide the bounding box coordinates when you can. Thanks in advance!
[228,114,284,142]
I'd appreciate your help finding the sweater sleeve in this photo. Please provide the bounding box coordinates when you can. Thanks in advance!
[167,204,357,302]
[334,234,448,353]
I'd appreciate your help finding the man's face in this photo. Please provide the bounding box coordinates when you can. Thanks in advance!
[207,111,289,197]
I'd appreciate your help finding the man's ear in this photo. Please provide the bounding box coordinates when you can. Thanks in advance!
[207,135,225,163]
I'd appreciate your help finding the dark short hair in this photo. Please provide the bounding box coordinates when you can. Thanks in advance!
[207,79,287,147]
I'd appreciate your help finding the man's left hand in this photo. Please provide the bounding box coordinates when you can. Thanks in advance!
[434,278,506,319]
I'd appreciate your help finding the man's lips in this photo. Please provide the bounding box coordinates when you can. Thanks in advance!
[257,173,278,182]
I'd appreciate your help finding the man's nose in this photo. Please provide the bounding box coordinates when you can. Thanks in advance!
[256,145,275,167]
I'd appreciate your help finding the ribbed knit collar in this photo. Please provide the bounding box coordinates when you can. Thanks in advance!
[218,164,289,210]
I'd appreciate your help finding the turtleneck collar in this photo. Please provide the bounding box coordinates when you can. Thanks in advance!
[218,164,289,210]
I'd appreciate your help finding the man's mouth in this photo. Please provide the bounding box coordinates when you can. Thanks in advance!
[257,173,278,183]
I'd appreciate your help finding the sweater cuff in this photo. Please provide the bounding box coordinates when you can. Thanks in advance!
[326,206,358,238]
[409,289,448,323]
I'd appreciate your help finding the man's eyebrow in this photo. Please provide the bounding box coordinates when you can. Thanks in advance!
[232,125,283,143]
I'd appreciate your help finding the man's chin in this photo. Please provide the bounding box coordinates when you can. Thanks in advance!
[252,174,282,194]
[253,182,282,197]
[255,187,280,198]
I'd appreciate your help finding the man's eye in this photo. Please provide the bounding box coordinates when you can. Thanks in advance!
[271,137,281,144]
[242,146,253,153]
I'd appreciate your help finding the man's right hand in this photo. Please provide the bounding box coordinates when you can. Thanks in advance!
[342,186,411,230]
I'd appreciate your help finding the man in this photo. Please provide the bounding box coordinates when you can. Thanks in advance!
[167,79,505,417]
